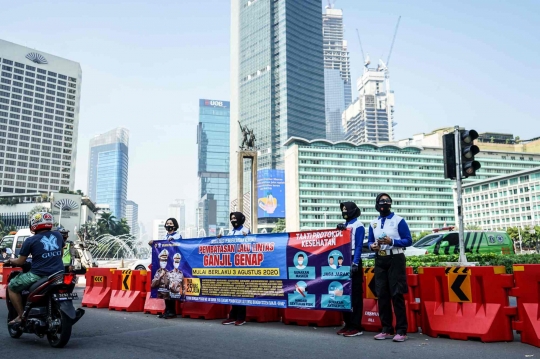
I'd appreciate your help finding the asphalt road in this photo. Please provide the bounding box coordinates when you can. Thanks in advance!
[0,287,536,359]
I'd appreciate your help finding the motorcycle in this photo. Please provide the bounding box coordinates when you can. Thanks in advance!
[6,263,85,348]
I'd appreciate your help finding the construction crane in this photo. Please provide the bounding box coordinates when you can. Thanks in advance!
[356,28,370,69]
[386,15,401,68]
[326,0,335,9]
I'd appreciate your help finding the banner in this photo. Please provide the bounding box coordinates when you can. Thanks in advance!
[257,169,285,219]
[150,229,352,311]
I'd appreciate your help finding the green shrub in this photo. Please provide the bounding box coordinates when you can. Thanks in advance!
[362,253,540,274]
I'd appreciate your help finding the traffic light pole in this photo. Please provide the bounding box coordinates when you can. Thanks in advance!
[454,126,468,264]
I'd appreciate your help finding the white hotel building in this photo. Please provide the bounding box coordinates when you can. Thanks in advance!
[0,39,81,194]
[461,167,540,230]
[284,137,540,234]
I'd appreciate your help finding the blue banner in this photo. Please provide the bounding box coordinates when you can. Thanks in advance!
[150,229,352,311]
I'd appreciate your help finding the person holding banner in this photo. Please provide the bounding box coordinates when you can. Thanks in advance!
[368,193,412,342]
[221,212,250,326]
[336,202,365,337]
[149,218,182,319]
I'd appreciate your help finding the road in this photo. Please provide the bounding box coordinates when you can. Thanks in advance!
[0,287,535,359]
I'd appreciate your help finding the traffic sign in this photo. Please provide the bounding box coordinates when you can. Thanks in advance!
[446,267,472,302]
[121,270,132,291]
[364,267,377,299]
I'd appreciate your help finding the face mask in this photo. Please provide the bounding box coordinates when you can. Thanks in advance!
[165,225,175,232]
[173,262,180,269]
[379,204,392,216]
[160,261,167,269]
[231,220,238,228]
[298,259,304,265]
[342,212,348,220]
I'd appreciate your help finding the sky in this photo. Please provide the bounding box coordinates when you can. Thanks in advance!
[1,0,539,235]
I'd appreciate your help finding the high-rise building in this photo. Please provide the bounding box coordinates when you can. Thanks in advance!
[284,137,540,234]
[197,99,230,236]
[152,219,166,241]
[230,0,326,209]
[323,7,352,142]
[343,68,395,144]
[168,200,186,233]
[87,128,129,219]
[0,39,82,194]
[125,200,139,238]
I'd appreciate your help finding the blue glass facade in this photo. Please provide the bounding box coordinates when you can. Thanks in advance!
[237,0,326,169]
[87,128,129,219]
[198,100,230,234]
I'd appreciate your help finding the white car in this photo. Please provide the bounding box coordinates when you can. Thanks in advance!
[131,257,151,271]
[404,234,442,257]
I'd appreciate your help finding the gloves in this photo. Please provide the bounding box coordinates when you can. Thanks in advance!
[351,263,359,273]
[336,223,347,231]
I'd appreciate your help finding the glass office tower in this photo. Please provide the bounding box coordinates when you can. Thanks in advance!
[87,127,129,219]
[197,99,230,236]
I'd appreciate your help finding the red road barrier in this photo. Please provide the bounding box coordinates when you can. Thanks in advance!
[181,302,229,320]
[82,268,115,308]
[0,264,22,299]
[361,267,419,333]
[143,270,166,315]
[418,266,516,342]
[246,306,281,323]
[108,269,147,312]
[511,264,540,348]
[282,309,342,327]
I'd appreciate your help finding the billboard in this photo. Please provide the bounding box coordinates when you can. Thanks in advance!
[257,169,285,219]
[150,229,352,311]
[199,99,230,108]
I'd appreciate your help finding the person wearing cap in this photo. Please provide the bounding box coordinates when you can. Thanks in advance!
[336,202,365,337]
[168,252,183,296]
[368,193,412,342]
[221,212,250,326]
[149,218,182,319]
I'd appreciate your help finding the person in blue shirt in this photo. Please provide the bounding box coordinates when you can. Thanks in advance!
[6,212,65,325]
[368,193,412,342]
[221,212,250,326]
[336,202,365,337]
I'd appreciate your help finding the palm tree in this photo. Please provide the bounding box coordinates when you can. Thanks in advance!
[98,212,118,235]
[115,218,131,236]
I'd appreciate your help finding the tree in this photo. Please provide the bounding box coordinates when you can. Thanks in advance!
[272,219,286,233]
[465,224,482,230]
[0,219,18,238]
[28,205,52,219]
[59,188,85,196]
[113,218,131,236]
[97,212,118,235]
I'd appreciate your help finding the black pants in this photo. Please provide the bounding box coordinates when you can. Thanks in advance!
[343,262,363,330]
[228,305,246,321]
[374,253,408,335]
[165,299,176,315]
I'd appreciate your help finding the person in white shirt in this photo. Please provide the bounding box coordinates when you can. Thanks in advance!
[368,193,412,342]
[221,212,250,326]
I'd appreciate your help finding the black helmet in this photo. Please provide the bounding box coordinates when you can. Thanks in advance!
[57,227,69,235]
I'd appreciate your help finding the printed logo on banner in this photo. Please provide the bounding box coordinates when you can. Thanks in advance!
[288,281,316,308]
[321,281,351,310]
[321,250,350,280]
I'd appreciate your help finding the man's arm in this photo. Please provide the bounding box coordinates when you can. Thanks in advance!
[8,255,28,267]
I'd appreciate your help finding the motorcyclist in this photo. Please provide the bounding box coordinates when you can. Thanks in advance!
[5,212,65,325]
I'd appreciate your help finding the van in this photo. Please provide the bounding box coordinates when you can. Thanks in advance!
[405,230,515,257]
[0,228,32,257]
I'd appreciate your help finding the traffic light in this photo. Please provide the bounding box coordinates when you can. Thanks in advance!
[443,133,456,179]
[460,129,481,177]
